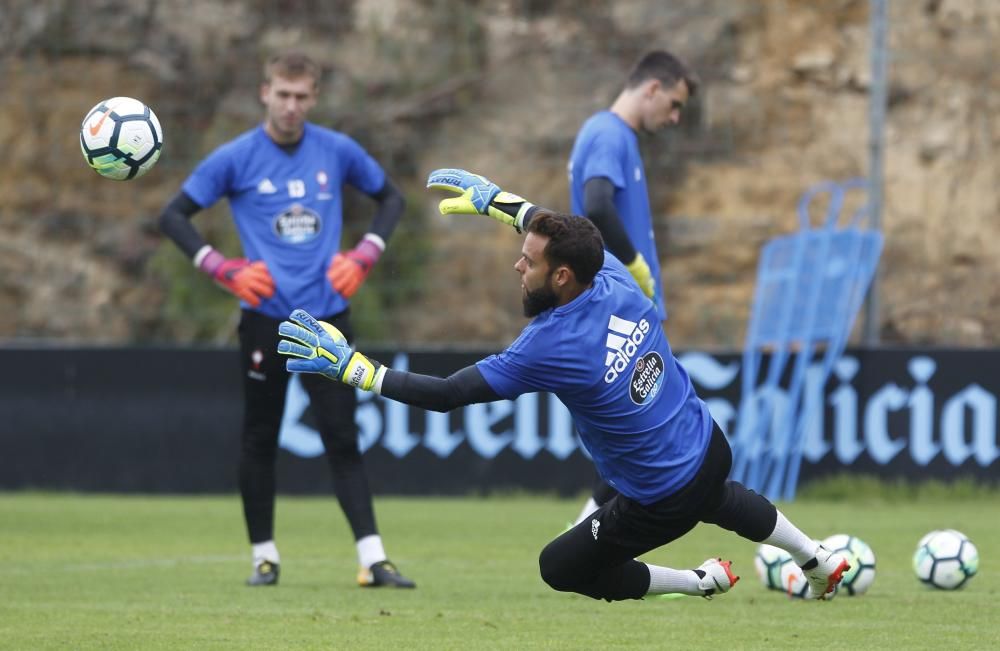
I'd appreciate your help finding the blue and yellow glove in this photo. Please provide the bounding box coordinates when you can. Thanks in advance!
[277,309,384,391]
[625,252,656,299]
[426,168,535,232]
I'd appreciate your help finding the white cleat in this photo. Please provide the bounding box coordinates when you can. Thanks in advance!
[696,558,740,599]
[802,545,850,600]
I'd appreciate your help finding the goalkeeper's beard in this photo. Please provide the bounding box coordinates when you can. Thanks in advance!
[522,276,558,317]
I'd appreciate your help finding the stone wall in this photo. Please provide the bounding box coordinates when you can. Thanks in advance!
[0,0,996,346]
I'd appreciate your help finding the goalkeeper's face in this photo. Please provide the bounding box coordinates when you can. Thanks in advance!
[516,233,559,317]
[640,78,690,134]
[522,275,558,317]
[260,74,318,143]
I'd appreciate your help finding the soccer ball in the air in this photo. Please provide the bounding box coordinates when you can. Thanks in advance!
[79,97,163,180]
[821,533,876,596]
[913,529,978,590]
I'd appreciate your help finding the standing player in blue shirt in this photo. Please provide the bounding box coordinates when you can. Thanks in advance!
[158,52,414,589]
[275,169,850,602]
[568,50,699,526]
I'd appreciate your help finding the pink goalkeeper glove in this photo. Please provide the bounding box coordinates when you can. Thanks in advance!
[327,234,384,299]
[195,246,275,308]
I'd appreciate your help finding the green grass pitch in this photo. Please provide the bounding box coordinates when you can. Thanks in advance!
[1,489,997,650]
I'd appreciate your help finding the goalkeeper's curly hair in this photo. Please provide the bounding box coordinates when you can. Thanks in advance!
[527,210,605,286]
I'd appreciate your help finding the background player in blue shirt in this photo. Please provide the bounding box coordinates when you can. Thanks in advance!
[568,49,699,526]
[158,51,414,589]
[275,169,849,602]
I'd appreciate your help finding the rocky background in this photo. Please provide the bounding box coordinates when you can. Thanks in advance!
[0,0,997,348]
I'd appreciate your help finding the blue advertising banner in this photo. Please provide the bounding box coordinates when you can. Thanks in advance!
[0,347,996,493]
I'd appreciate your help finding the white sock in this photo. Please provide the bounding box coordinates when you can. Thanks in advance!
[645,564,701,596]
[252,540,280,566]
[573,497,599,526]
[762,511,819,565]
[356,534,387,569]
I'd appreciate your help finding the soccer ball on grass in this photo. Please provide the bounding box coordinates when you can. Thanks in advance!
[821,533,876,596]
[913,529,978,590]
[79,97,163,180]
[754,543,836,599]
[754,544,793,591]
[781,560,838,599]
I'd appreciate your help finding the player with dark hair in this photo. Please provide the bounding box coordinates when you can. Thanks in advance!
[568,49,699,524]
[275,169,849,602]
[158,51,414,589]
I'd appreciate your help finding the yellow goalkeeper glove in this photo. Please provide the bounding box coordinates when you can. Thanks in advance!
[277,309,384,392]
[426,168,535,232]
[625,253,656,298]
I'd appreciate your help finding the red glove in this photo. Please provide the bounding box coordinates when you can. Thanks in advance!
[196,247,276,308]
[327,234,384,299]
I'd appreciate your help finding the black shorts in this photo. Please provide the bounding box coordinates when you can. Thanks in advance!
[592,421,734,557]
[237,308,359,453]
[538,422,777,600]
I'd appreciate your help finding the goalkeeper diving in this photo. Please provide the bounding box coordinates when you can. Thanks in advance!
[276,168,850,602]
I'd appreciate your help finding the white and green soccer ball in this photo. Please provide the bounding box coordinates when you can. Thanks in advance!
[754,544,793,591]
[821,533,876,596]
[754,543,840,599]
[913,529,978,590]
[80,96,163,180]
[783,560,838,600]
[779,559,811,598]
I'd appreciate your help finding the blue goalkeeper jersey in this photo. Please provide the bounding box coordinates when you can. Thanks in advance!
[568,110,666,320]
[182,122,386,319]
[476,253,712,504]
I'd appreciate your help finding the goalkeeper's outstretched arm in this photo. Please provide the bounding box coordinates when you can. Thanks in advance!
[426,168,656,298]
[277,309,502,412]
[431,167,631,238]
[380,365,501,412]
[426,168,545,233]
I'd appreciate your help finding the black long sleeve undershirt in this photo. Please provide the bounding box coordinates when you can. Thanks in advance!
[583,177,637,263]
[379,365,501,413]
[156,178,405,260]
[157,191,205,259]
[366,178,405,243]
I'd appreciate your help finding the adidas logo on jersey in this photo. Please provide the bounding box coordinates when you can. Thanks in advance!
[257,178,277,194]
[603,314,650,383]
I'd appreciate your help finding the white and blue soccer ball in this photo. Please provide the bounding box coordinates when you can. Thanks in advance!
[821,533,877,596]
[913,529,978,590]
[80,96,163,180]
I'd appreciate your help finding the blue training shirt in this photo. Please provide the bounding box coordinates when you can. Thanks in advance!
[182,122,386,319]
[568,110,666,320]
[476,253,712,505]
